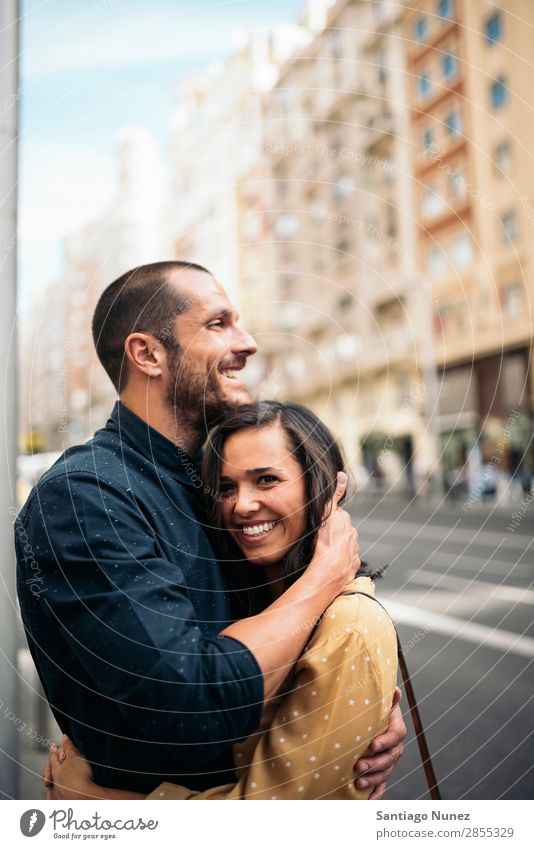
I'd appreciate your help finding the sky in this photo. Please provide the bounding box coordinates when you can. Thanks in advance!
[19,0,305,313]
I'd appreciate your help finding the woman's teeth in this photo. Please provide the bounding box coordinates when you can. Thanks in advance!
[242,521,276,537]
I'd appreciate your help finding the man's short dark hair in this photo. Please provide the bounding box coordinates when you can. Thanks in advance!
[92,260,210,392]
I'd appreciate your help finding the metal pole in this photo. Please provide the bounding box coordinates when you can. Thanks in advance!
[0,0,20,799]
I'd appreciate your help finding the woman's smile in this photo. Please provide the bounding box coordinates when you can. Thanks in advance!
[238,519,281,543]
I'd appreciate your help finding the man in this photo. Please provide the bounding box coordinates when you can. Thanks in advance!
[17,261,405,798]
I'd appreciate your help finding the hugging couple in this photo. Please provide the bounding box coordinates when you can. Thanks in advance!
[16,261,406,801]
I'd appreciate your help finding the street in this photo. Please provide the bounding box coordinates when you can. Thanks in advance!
[350,497,534,800]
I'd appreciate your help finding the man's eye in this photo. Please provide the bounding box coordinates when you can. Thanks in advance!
[208,320,224,328]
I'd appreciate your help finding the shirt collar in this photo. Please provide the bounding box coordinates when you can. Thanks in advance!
[107,401,203,487]
[343,576,375,596]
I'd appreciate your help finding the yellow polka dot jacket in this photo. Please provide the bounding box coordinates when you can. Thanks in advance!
[148,576,398,800]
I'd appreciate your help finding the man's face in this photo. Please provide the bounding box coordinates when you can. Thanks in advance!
[164,270,258,426]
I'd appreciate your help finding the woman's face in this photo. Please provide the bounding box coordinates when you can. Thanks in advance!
[219,423,307,568]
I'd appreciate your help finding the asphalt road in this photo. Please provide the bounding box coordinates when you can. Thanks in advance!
[350,496,534,801]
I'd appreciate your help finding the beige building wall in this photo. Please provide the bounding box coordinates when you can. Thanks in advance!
[405,0,533,483]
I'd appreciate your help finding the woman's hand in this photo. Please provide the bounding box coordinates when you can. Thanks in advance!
[307,472,360,601]
[44,735,100,801]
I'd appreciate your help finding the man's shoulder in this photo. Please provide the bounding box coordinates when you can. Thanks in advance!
[18,426,129,515]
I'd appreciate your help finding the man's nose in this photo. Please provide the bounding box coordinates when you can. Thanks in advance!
[231,325,258,357]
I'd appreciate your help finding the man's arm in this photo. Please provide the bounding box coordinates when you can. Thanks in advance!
[17,471,264,756]
[18,471,357,749]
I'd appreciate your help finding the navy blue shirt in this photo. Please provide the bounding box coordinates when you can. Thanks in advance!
[16,402,264,794]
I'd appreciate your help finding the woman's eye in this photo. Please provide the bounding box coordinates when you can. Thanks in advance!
[219,483,236,497]
[258,475,278,485]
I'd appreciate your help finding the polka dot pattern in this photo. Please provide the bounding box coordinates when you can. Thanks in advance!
[147,577,398,801]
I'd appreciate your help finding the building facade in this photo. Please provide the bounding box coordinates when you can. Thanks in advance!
[245,0,433,494]
[405,0,534,493]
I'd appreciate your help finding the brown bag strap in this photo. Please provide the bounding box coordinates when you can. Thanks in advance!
[396,633,441,800]
[347,590,441,800]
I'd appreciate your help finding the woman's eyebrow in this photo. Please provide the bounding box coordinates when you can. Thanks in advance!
[220,466,284,477]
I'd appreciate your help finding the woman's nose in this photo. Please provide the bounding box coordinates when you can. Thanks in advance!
[234,488,260,516]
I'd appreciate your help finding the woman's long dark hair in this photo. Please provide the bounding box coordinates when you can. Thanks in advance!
[202,401,380,612]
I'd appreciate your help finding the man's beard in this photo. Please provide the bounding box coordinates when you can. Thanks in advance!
[165,343,245,430]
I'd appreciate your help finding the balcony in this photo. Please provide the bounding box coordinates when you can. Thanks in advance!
[360,112,394,149]
[408,18,459,66]
[419,196,472,232]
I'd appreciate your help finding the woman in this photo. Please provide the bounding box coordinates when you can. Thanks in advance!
[48,401,398,800]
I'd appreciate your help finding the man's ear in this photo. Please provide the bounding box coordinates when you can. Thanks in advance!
[124,333,164,379]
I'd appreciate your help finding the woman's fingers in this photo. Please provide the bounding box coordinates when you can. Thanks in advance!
[49,746,62,770]
[60,734,81,757]
[42,758,53,789]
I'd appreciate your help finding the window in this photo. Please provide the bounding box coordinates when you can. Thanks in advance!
[442,52,458,79]
[333,174,354,202]
[500,211,518,244]
[376,48,387,85]
[386,206,397,239]
[422,126,437,152]
[448,167,467,199]
[336,239,352,263]
[414,15,428,42]
[485,12,503,44]
[438,0,454,20]
[372,0,385,20]
[493,140,513,176]
[428,245,448,277]
[418,71,432,99]
[275,212,299,239]
[491,76,508,109]
[444,109,463,136]
[423,184,445,218]
[502,282,522,320]
[451,231,473,267]
[338,293,353,310]
[438,301,467,335]
[328,30,343,60]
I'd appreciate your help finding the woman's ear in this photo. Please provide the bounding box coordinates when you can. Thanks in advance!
[335,471,347,505]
